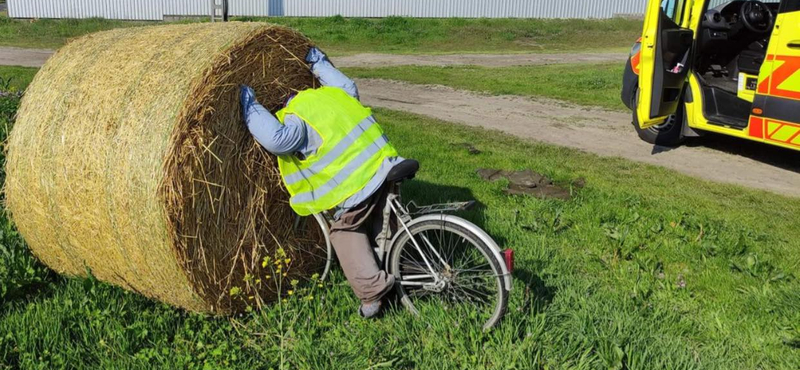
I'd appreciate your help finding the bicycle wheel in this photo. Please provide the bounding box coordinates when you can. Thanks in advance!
[388,217,508,330]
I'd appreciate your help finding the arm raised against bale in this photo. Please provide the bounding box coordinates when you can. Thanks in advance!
[306,47,360,99]
[241,85,306,156]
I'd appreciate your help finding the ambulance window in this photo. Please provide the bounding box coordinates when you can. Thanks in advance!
[661,0,687,23]
[780,0,800,13]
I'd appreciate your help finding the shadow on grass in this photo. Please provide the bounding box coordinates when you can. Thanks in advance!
[0,276,60,317]
[685,132,800,173]
[402,179,557,313]
[513,265,557,314]
[785,338,800,350]
[400,179,511,247]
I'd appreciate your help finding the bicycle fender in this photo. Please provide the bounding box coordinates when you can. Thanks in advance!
[388,214,513,291]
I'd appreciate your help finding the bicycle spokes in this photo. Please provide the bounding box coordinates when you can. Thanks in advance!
[399,227,497,306]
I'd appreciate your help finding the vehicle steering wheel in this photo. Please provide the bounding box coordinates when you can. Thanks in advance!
[740,0,774,33]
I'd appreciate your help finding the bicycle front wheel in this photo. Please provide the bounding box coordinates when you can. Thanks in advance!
[388,217,508,330]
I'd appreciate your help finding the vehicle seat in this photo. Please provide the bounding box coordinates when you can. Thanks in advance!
[386,159,419,183]
[738,49,766,75]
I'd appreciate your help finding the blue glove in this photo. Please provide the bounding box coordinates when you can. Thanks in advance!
[305,47,328,65]
[240,85,256,114]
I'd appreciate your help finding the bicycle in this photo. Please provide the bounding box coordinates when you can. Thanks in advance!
[297,159,513,329]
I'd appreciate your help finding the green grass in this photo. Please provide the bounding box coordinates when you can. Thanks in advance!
[2,68,800,369]
[260,16,642,55]
[0,16,157,49]
[0,66,37,91]
[344,62,627,110]
[0,13,642,54]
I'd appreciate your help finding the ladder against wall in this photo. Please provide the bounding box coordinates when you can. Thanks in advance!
[210,0,228,22]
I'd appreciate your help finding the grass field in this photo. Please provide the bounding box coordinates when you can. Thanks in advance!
[0,14,641,54]
[0,66,36,91]
[344,63,627,110]
[262,16,641,55]
[0,16,156,49]
[1,67,799,369]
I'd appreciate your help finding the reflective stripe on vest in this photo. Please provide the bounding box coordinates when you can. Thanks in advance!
[275,87,398,216]
[282,117,377,187]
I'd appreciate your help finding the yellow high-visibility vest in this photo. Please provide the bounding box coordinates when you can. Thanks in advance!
[275,86,399,216]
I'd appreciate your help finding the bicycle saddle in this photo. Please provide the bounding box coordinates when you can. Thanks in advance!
[386,159,419,183]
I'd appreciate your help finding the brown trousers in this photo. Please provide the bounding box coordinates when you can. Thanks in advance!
[329,188,395,304]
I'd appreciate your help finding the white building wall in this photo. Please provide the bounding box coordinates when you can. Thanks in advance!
[284,0,645,19]
[8,0,269,20]
[161,0,207,17]
[8,0,647,20]
[9,0,165,20]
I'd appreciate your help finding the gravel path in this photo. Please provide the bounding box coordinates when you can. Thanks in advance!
[357,78,800,197]
[0,47,627,69]
[0,47,53,68]
[334,52,628,68]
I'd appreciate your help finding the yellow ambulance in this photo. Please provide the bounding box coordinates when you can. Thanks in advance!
[621,0,800,150]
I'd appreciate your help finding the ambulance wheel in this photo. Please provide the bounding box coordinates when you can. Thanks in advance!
[632,89,686,147]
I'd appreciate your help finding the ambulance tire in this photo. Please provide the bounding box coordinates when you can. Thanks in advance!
[632,88,686,147]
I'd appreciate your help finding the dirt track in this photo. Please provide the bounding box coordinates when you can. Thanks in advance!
[0,47,627,68]
[335,52,628,68]
[356,79,800,197]
[1,46,797,196]
[0,47,53,68]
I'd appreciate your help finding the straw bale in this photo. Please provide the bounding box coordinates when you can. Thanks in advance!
[4,23,326,314]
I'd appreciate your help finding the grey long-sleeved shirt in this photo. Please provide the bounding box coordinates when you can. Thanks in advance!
[242,50,404,215]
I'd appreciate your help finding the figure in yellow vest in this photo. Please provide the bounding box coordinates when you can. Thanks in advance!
[241,47,408,318]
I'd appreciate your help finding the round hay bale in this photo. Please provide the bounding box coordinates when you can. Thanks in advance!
[5,22,326,314]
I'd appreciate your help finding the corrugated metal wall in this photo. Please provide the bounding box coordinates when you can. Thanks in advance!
[230,0,270,16]
[160,0,270,17]
[283,0,645,19]
[8,0,164,20]
[8,0,647,20]
[8,0,270,20]
[160,0,206,18]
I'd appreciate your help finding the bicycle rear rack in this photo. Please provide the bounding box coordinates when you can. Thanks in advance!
[406,200,476,216]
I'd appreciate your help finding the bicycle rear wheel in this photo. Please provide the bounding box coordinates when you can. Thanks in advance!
[388,218,508,330]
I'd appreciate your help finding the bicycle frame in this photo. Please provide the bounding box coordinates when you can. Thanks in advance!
[312,182,473,282]
[381,187,450,288]
[310,182,512,292]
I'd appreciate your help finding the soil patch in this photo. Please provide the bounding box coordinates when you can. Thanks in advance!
[477,169,577,200]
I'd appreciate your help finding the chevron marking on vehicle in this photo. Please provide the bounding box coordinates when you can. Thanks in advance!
[757,55,776,94]
[765,119,800,147]
[761,55,800,100]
